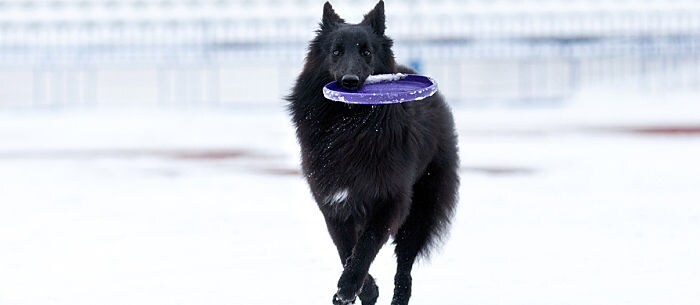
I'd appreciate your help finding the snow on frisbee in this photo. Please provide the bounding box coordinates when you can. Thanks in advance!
[323,73,438,104]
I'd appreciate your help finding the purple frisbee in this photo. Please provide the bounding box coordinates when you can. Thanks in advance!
[323,74,438,105]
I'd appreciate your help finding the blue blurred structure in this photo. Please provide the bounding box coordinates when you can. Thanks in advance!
[1,0,699,108]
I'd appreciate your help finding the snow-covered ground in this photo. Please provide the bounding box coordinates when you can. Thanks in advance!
[0,100,699,305]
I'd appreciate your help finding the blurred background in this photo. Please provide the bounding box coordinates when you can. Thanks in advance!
[1,0,700,107]
[0,1,698,305]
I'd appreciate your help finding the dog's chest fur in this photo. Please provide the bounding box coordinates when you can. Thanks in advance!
[295,102,434,218]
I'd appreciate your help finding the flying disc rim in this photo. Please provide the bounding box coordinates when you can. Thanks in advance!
[323,74,438,105]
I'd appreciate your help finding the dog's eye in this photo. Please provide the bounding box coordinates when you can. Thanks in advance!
[362,49,372,57]
[332,50,342,56]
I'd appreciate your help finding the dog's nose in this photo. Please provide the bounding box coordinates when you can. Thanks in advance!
[341,74,360,89]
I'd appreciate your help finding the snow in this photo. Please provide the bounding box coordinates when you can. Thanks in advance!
[0,102,699,305]
[323,86,348,102]
[364,73,407,84]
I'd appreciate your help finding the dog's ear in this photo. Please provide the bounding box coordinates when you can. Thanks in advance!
[321,2,344,31]
[361,0,385,36]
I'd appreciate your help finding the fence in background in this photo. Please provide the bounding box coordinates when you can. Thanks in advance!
[1,0,700,108]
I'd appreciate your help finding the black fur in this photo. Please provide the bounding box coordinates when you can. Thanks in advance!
[286,2,459,304]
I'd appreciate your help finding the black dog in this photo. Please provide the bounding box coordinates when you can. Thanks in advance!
[287,1,459,304]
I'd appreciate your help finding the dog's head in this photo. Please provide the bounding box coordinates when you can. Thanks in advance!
[314,1,395,90]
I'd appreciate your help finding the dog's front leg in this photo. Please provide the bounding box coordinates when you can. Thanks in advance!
[333,201,400,305]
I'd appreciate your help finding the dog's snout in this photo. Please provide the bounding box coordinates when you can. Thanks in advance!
[341,74,360,89]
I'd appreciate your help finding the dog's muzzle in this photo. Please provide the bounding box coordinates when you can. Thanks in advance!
[341,74,360,89]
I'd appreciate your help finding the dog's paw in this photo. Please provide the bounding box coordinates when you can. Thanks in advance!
[336,270,364,301]
[332,292,356,305]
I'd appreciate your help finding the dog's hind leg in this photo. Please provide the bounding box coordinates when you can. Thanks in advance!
[391,161,459,305]
[325,216,379,305]
[391,216,427,305]
[391,209,427,305]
